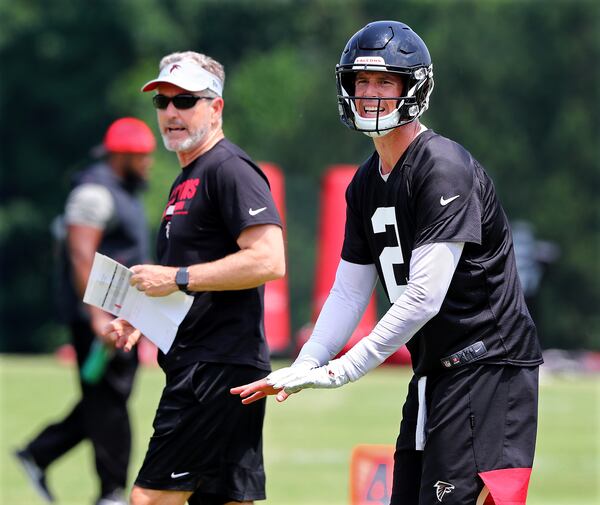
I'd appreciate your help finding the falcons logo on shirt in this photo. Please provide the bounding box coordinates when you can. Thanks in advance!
[434,481,455,502]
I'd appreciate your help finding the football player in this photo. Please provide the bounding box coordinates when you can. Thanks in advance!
[232,20,543,505]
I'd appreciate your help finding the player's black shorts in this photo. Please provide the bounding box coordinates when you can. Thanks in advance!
[391,364,539,505]
[134,361,267,503]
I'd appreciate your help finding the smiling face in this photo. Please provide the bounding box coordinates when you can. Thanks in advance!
[155,83,222,153]
[354,71,405,119]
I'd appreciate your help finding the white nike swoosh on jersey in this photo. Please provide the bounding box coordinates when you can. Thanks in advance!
[248,207,267,216]
[440,195,460,206]
[171,471,190,479]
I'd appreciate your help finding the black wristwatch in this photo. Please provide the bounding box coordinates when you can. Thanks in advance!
[175,267,189,292]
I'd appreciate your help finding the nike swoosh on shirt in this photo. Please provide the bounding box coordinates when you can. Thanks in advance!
[171,471,190,479]
[440,195,460,206]
[249,207,267,216]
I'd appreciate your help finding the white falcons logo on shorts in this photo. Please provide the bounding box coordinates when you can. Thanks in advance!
[434,481,455,502]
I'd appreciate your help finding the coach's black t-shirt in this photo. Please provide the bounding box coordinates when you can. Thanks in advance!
[156,139,281,372]
[342,130,543,375]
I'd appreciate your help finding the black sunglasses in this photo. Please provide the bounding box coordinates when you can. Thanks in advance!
[152,94,214,110]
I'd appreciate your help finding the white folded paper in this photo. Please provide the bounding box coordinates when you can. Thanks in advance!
[83,253,193,353]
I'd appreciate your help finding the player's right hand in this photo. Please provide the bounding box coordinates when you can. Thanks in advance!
[230,378,284,404]
[230,362,314,404]
[266,362,314,389]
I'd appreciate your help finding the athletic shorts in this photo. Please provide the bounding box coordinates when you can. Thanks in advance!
[391,364,539,505]
[134,362,267,503]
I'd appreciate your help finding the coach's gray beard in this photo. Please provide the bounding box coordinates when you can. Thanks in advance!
[161,126,208,153]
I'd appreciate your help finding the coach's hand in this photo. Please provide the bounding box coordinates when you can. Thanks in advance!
[130,264,178,297]
[102,318,143,352]
[90,308,116,346]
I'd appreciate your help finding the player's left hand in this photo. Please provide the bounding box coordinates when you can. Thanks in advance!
[130,264,178,297]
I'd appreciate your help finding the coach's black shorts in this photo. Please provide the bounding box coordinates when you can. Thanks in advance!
[134,362,267,502]
[391,364,539,505]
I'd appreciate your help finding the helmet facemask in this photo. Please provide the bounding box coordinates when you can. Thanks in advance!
[336,64,434,138]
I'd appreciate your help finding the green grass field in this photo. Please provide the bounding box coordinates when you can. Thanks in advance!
[1,355,599,505]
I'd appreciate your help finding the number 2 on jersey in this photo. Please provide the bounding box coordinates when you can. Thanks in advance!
[371,207,406,302]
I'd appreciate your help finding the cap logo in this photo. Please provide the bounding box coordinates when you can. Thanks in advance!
[142,61,223,96]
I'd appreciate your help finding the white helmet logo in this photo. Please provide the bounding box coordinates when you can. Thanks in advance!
[353,56,386,64]
[353,56,386,70]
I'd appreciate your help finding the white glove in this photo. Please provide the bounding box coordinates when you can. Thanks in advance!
[282,358,351,394]
[266,361,315,389]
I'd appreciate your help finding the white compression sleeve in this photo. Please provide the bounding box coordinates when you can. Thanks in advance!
[295,259,378,367]
[339,241,464,381]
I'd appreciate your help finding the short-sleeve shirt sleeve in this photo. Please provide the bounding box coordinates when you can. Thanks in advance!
[411,148,482,248]
[64,183,115,230]
[212,157,282,239]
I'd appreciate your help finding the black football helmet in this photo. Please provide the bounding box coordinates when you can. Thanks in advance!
[336,20,434,137]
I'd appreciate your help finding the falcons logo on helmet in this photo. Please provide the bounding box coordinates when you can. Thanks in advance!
[434,481,455,502]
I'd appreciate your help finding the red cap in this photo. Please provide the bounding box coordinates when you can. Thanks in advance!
[103,117,156,154]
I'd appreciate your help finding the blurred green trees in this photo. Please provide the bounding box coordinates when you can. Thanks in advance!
[1,0,598,352]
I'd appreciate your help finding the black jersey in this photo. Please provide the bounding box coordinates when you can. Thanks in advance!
[156,139,282,372]
[342,130,542,375]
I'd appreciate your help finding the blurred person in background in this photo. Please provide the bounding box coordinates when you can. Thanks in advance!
[232,21,543,505]
[101,51,285,505]
[15,117,156,505]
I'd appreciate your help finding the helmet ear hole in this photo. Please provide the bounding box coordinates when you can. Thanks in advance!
[416,75,434,111]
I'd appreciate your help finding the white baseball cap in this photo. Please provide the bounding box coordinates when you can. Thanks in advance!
[141,60,223,96]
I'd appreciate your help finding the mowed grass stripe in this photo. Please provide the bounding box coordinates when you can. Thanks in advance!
[1,356,598,504]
